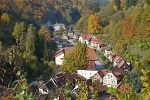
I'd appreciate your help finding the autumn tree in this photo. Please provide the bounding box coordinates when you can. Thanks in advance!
[122,16,138,38]
[88,14,102,34]
[0,13,10,26]
[38,25,51,42]
[12,22,26,48]
[61,42,89,73]
[25,24,36,54]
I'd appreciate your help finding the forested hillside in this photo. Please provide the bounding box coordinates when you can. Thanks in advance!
[76,0,150,71]
[0,0,110,87]
[76,0,150,99]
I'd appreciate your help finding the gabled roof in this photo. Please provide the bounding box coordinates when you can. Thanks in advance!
[55,47,96,61]
[117,59,129,68]
[110,52,116,57]
[80,34,93,40]
[64,72,73,80]
[113,56,121,63]
[91,38,100,42]
[116,82,130,94]
[112,68,126,81]
[97,69,108,77]
[101,45,107,50]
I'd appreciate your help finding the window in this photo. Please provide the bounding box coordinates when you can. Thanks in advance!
[61,58,63,60]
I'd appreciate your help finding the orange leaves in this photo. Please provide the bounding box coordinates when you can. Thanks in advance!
[122,16,138,38]
[88,14,102,34]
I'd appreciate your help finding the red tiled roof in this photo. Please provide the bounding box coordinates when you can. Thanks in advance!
[87,48,96,60]
[91,38,100,42]
[71,73,86,81]
[116,82,130,94]
[112,68,126,80]
[64,72,73,80]
[117,60,126,68]
[110,52,116,57]
[97,69,107,77]
[98,85,108,92]
[55,47,96,61]
[113,56,121,63]
[80,34,93,40]
[101,45,107,50]
[55,48,65,57]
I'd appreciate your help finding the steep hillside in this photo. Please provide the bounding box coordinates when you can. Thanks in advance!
[76,0,150,71]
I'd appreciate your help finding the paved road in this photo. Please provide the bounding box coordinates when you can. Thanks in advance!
[95,56,106,70]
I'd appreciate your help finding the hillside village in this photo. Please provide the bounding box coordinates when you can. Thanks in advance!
[25,25,132,99]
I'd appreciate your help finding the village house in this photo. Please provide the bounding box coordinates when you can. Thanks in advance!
[79,34,95,45]
[55,47,96,67]
[108,52,116,62]
[103,68,125,88]
[97,41,107,51]
[117,59,131,73]
[77,70,98,79]
[91,69,107,83]
[61,33,68,40]
[115,82,130,94]
[73,32,80,40]
[113,55,122,67]
[90,38,101,49]
[104,45,113,58]
[52,35,68,48]
[53,23,65,32]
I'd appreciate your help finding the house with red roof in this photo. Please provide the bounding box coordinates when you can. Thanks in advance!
[55,47,97,67]
[90,38,101,48]
[103,68,125,88]
[79,34,95,45]
[104,45,113,58]
[108,52,116,62]
[117,59,131,73]
[91,69,107,83]
[112,56,122,67]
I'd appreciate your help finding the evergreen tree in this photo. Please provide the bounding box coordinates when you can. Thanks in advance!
[92,2,100,13]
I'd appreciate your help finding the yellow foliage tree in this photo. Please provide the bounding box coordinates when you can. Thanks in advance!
[88,14,102,34]
[0,13,10,26]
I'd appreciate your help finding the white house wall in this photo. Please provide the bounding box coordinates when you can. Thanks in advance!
[103,73,117,88]
[55,54,64,65]
[77,70,98,79]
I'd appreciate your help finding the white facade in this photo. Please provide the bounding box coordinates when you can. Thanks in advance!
[104,50,112,58]
[103,73,117,88]
[53,23,65,32]
[77,70,98,79]
[55,53,64,65]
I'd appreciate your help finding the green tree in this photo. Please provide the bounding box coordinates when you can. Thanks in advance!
[0,13,10,26]
[93,2,100,13]
[25,24,36,55]
[12,22,26,48]
[61,42,89,73]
